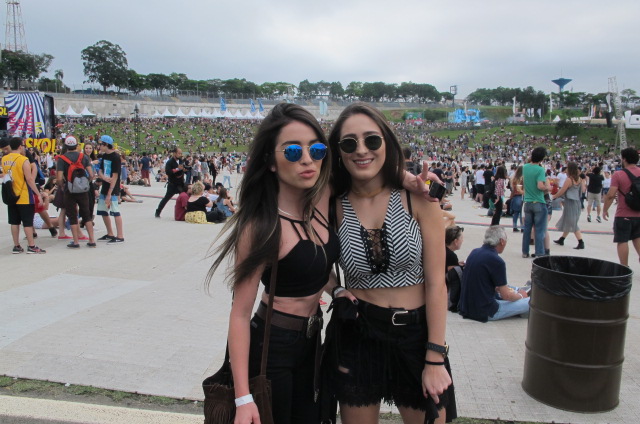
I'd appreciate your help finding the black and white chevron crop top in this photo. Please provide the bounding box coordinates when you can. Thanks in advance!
[338,189,424,290]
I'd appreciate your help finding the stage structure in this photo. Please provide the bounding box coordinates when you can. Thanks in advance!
[4,0,27,52]
[609,76,627,150]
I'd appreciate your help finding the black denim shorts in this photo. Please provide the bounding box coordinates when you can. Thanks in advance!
[332,299,456,421]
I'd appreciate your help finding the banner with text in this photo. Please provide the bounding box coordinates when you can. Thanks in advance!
[5,92,47,138]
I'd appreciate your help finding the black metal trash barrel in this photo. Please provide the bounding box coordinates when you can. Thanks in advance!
[522,256,633,412]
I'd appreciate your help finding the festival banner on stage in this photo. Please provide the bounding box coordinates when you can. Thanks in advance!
[5,92,47,138]
[220,98,227,112]
[250,99,256,113]
[258,98,264,112]
[24,138,57,153]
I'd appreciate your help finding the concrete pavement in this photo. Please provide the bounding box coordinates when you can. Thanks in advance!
[0,178,638,423]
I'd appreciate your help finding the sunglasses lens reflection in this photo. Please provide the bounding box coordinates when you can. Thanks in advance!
[339,138,357,153]
[309,143,327,161]
[364,135,383,151]
[283,145,303,162]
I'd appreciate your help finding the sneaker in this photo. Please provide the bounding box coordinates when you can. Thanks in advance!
[27,245,46,254]
[58,235,73,240]
[587,215,591,222]
[67,242,80,249]
[49,227,58,237]
[78,235,89,241]
[513,228,520,232]
[155,210,161,218]
[596,216,601,223]
[12,245,24,254]
[107,237,125,245]
[86,242,97,248]
[319,299,327,306]
[97,234,116,242]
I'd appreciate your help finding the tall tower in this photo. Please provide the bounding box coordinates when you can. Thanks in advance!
[4,0,27,52]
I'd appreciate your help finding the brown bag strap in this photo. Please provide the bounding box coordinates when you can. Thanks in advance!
[259,257,278,375]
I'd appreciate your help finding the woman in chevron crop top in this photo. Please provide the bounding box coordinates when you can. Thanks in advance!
[327,103,456,424]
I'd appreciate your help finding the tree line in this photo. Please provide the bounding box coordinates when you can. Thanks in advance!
[1,39,638,110]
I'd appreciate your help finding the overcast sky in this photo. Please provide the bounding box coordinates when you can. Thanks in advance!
[16,0,640,98]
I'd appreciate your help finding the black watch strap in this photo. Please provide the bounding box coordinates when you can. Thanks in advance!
[426,342,449,357]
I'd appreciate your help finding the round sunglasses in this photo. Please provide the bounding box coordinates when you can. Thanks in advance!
[275,143,327,162]
[338,134,383,154]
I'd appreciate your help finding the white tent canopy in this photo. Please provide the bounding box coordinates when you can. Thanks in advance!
[212,109,222,118]
[222,110,234,118]
[64,106,82,117]
[162,108,176,118]
[54,107,64,116]
[187,108,200,118]
[80,106,96,117]
[175,108,188,118]
[151,110,162,118]
[233,109,245,119]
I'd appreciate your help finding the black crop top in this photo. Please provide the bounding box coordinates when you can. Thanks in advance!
[261,209,339,297]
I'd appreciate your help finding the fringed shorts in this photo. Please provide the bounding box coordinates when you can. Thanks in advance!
[332,298,457,422]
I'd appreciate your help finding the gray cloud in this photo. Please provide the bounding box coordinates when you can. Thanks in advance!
[21,0,639,97]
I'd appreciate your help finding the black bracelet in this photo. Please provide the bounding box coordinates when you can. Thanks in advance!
[424,360,445,366]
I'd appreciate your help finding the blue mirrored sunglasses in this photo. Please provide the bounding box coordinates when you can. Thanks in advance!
[276,143,327,162]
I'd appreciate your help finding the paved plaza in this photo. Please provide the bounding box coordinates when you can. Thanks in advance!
[0,179,638,424]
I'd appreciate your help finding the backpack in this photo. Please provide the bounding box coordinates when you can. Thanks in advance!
[1,159,21,205]
[60,153,90,193]
[622,169,640,211]
[2,171,19,205]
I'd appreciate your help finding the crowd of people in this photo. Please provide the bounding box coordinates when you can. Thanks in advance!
[1,129,245,253]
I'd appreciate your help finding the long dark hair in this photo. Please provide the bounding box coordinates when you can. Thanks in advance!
[495,166,507,180]
[567,162,580,182]
[328,103,404,196]
[207,103,331,290]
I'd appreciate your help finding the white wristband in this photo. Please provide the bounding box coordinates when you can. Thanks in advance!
[332,286,346,298]
[235,394,254,407]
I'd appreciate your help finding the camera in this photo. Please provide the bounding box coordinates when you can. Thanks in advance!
[428,181,446,201]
